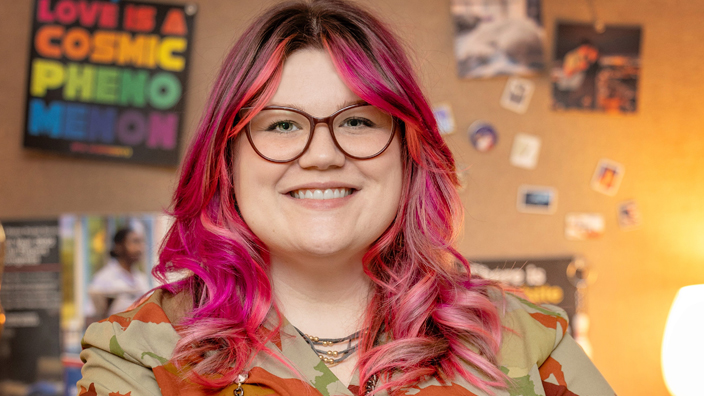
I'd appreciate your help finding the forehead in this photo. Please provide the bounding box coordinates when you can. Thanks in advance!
[269,48,362,117]
[125,231,144,242]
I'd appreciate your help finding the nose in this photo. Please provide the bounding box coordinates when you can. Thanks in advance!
[296,123,346,169]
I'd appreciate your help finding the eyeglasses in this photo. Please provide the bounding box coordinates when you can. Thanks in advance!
[238,103,396,163]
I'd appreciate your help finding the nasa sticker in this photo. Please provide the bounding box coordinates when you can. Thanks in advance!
[468,121,498,152]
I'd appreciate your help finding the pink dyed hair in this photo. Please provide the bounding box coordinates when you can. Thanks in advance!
[154,0,507,394]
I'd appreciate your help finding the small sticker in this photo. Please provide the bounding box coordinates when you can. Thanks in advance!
[432,103,456,135]
[500,77,535,114]
[590,159,624,196]
[618,200,642,230]
[468,121,498,152]
[510,133,542,169]
[565,213,605,240]
[517,185,557,214]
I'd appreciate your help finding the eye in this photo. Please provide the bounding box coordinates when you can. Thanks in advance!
[340,117,374,128]
[266,120,303,133]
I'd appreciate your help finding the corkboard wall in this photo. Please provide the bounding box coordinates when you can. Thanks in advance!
[2,1,703,394]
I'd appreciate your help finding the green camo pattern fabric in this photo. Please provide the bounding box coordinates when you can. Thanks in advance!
[77,289,615,396]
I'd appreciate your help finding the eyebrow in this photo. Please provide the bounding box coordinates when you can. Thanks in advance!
[266,99,367,112]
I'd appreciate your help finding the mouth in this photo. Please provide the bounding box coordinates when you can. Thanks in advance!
[289,188,356,200]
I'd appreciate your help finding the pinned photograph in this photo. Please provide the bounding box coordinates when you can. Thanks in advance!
[591,159,624,196]
[433,103,456,135]
[517,185,557,214]
[552,22,642,113]
[451,0,545,79]
[468,121,498,152]
[565,213,605,240]
[500,77,536,113]
[618,200,643,230]
[510,133,541,169]
[455,162,471,192]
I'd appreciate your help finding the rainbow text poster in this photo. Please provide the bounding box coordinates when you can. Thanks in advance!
[23,0,196,166]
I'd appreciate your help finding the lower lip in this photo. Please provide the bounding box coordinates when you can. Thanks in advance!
[284,191,356,209]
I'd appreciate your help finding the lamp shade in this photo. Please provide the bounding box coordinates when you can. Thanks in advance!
[662,284,704,396]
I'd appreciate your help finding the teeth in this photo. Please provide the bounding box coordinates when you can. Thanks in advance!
[291,188,353,200]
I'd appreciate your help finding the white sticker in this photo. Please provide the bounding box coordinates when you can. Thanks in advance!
[565,213,605,240]
[500,77,535,114]
[432,103,456,135]
[510,133,542,169]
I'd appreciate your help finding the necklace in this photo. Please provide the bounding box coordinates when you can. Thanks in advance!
[294,327,362,365]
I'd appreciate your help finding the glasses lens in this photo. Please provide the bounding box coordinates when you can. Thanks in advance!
[248,109,311,161]
[332,106,394,158]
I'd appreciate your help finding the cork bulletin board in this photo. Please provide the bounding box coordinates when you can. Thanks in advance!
[2,1,704,395]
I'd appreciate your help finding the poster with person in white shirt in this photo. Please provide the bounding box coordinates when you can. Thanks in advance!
[87,227,151,318]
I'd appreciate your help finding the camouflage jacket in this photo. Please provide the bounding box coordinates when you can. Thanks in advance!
[77,289,615,396]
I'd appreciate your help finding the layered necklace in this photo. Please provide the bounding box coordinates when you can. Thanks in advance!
[294,327,363,365]
[234,328,379,395]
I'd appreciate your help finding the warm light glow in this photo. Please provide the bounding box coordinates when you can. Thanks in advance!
[662,284,704,396]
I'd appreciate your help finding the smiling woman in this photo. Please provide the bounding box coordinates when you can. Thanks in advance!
[77,1,615,396]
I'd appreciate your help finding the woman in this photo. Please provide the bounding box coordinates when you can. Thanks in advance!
[87,227,149,318]
[78,1,615,395]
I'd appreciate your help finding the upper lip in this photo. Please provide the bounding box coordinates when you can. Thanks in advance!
[283,182,360,194]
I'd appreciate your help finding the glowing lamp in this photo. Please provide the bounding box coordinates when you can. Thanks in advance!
[662,284,704,396]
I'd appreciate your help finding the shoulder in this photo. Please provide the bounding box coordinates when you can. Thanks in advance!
[491,290,569,376]
[78,289,184,395]
[78,289,216,396]
[81,289,181,368]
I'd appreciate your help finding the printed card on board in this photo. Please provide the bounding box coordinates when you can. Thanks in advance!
[618,200,642,230]
[551,22,642,113]
[451,0,545,79]
[500,77,535,113]
[565,213,605,240]
[517,185,557,214]
[510,133,541,169]
[591,158,624,196]
[23,1,196,165]
[432,103,456,135]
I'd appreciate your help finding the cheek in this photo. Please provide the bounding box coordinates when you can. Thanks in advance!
[232,138,287,237]
[374,142,405,227]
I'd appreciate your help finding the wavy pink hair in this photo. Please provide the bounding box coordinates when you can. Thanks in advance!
[154,0,506,394]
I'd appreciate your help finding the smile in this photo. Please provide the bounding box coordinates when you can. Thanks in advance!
[290,188,354,200]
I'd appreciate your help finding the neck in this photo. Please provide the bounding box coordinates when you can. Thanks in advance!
[270,252,372,338]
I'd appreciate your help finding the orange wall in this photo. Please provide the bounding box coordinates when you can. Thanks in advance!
[2,1,704,395]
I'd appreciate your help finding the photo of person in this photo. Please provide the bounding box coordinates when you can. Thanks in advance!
[552,22,642,113]
[87,227,150,319]
[75,215,160,324]
[451,0,545,78]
